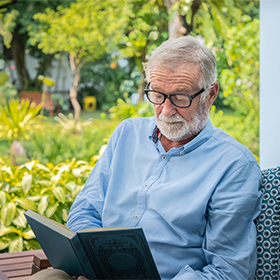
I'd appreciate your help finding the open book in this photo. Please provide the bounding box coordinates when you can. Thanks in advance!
[25,210,161,280]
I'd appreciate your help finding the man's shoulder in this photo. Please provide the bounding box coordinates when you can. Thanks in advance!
[121,116,155,125]
[111,116,156,140]
[211,126,257,163]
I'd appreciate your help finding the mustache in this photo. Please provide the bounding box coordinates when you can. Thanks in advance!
[158,113,186,123]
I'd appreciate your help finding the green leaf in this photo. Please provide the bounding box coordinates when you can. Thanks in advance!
[24,161,36,171]
[0,226,19,237]
[72,168,83,177]
[35,163,51,172]
[37,180,51,188]
[0,191,7,208]
[22,173,32,195]
[65,181,76,193]
[9,236,23,253]
[0,237,11,250]
[62,209,68,222]
[14,198,37,212]
[25,195,42,202]
[53,187,65,203]
[0,99,43,141]
[1,202,16,227]
[72,185,83,198]
[38,196,49,215]
[12,209,27,228]
[24,239,41,251]
[22,230,35,240]
[45,203,58,218]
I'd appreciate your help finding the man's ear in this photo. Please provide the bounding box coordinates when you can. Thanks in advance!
[205,82,219,109]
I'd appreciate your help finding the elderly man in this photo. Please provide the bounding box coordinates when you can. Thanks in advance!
[64,36,262,280]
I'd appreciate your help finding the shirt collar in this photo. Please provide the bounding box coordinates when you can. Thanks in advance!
[149,118,214,154]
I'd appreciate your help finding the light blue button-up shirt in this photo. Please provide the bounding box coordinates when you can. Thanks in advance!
[67,117,262,280]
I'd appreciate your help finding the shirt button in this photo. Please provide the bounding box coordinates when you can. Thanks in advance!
[144,184,148,188]
[134,215,139,220]
[182,151,186,155]
[162,156,167,160]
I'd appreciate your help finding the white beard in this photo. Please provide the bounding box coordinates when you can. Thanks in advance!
[156,103,209,142]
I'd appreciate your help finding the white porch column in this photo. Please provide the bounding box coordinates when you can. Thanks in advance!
[259,0,280,169]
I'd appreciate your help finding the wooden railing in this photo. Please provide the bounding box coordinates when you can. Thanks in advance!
[0,249,50,280]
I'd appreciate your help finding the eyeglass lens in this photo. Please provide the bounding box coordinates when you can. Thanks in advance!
[147,91,191,107]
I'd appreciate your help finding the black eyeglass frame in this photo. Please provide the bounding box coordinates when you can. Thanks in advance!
[144,82,205,108]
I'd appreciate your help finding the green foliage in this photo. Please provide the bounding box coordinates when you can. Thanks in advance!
[0,7,19,48]
[29,0,128,63]
[0,157,96,252]
[0,71,8,86]
[19,119,119,165]
[1,0,73,90]
[79,57,141,110]
[0,82,17,102]
[210,106,258,157]
[109,99,154,121]
[120,0,168,69]
[234,0,259,20]
[29,0,131,120]
[174,0,242,47]
[0,99,43,141]
[54,113,93,134]
[218,17,259,152]
[50,93,70,111]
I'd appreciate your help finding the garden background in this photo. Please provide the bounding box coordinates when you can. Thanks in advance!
[0,0,259,253]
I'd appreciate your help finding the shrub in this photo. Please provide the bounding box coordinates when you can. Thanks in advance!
[0,157,98,253]
[210,106,259,157]
[17,119,120,166]
[109,99,154,121]
[0,99,43,141]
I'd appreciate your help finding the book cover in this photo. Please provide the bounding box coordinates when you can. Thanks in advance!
[24,210,96,279]
[24,210,161,280]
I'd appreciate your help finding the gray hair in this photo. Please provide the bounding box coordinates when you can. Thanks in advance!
[143,36,217,101]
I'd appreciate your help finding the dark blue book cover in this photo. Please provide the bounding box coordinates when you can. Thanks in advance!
[24,210,95,279]
[77,228,160,279]
[25,210,160,280]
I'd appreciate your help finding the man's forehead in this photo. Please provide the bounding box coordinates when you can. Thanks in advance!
[149,65,201,90]
[150,63,200,73]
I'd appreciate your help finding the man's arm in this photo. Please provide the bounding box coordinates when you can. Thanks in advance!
[66,124,121,232]
[172,162,263,280]
[66,159,107,231]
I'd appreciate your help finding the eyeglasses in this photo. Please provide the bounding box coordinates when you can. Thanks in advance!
[144,82,205,108]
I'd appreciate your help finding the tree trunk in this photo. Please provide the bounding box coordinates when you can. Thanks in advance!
[4,26,30,90]
[164,0,201,38]
[137,71,146,102]
[137,38,151,102]
[164,0,186,39]
[69,55,81,123]
[179,0,201,35]
[33,54,54,89]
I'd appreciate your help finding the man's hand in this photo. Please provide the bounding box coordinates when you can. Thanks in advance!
[71,277,88,280]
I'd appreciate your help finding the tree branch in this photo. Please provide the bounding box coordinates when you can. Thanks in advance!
[179,0,201,35]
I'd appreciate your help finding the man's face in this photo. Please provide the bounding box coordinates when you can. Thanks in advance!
[149,66,209,142]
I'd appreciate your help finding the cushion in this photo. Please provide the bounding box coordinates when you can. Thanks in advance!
[255,167,280,279]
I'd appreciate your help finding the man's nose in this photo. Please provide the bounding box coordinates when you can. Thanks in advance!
[161,98,177,118]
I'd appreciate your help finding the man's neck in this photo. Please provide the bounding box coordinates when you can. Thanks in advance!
[160,134,197,152]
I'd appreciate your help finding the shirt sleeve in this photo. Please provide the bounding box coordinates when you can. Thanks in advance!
[172,161,263,280]
[66,122,122,232]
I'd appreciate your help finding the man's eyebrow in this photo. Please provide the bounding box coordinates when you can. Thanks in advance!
[151,84,192,94]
